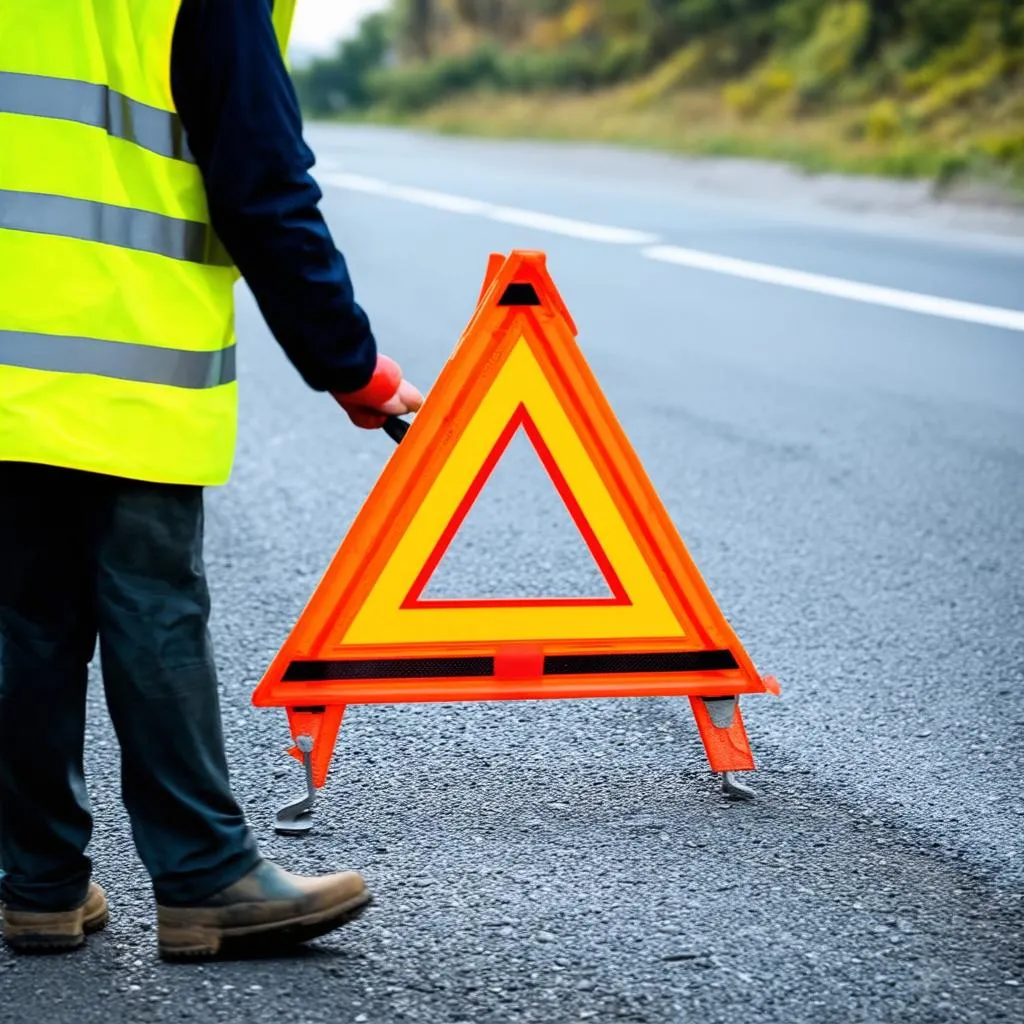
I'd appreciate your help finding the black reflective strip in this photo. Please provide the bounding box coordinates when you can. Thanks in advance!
[543,651,738,675]
[0,190,232,266]
[282,650,738,682]
[0,330,236,390]
[0,70,193,162]
[284,658,495,681]
[498,283,541,306]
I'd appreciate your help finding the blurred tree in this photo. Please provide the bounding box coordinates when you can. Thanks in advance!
[453,0,501,30]
[293,11,391,114]
[901,0,985,49]
[399,0,435,58]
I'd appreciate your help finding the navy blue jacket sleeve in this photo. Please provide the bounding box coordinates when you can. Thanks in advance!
[170,0,377,394]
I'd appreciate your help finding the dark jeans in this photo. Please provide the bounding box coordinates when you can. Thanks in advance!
[0,462,260,911]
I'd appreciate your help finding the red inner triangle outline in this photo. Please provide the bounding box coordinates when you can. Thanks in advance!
[401,403,632,609]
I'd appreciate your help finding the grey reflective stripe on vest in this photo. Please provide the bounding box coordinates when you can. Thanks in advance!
[0,330,236,389]
[0,190,232,267]
[0,70,193,163]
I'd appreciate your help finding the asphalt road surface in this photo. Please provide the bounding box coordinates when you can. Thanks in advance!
[3,127,1023,1024]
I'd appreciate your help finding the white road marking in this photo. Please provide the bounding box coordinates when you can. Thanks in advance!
[321,172,658,245]
[320,171,1024,332]
[486,205,654,244]
[643,244,1024,333]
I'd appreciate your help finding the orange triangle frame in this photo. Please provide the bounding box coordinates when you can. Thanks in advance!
[253,251,780,788]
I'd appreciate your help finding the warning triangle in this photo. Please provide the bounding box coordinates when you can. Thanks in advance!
[254,251,777,788]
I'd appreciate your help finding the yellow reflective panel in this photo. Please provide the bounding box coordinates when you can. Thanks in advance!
[341,334,687,646]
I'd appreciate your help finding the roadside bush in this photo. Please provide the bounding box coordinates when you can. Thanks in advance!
[789,0,872,106]
[900,18,1001,94]
[849,96,903,141]
[899,0,984,55]
[975,131,1024,165]
[908,51,1007,126]
[625,41,712,108]
[367,46,501,112]
[369,34,647,110]
[593,36,648,84]
[723,63,795,117]
[502,46,593,90]
[498,41,638,92]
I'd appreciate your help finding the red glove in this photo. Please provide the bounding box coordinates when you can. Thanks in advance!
[332,355,403,429]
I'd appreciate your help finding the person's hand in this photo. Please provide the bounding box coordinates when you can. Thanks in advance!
[331,354,424,429]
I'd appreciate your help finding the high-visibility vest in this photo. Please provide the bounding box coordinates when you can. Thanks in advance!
[0,0,296,486]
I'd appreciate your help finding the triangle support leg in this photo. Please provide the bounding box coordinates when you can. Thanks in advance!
[274,705,347,834]
[690,695,757,801]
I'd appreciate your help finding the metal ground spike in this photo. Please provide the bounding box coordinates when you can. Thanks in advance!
[721,771,757,800]
[275,734,316,835]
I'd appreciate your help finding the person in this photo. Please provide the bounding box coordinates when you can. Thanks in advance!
[0,0,422,959]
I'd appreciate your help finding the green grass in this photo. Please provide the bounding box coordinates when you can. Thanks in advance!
[338,85,1021,194]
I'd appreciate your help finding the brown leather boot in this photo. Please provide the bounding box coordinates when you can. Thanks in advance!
[2,882,109,953]
[156,859,371,960]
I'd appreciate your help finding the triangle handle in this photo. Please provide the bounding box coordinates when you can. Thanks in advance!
[383,416,409,444]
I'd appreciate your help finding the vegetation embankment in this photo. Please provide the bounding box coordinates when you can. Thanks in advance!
[296,1,1024,191]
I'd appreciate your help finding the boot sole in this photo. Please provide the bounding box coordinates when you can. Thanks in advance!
[3,906,108,955]
[158,889,372,960]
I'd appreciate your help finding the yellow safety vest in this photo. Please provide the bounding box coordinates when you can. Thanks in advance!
[0,0,296,486]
